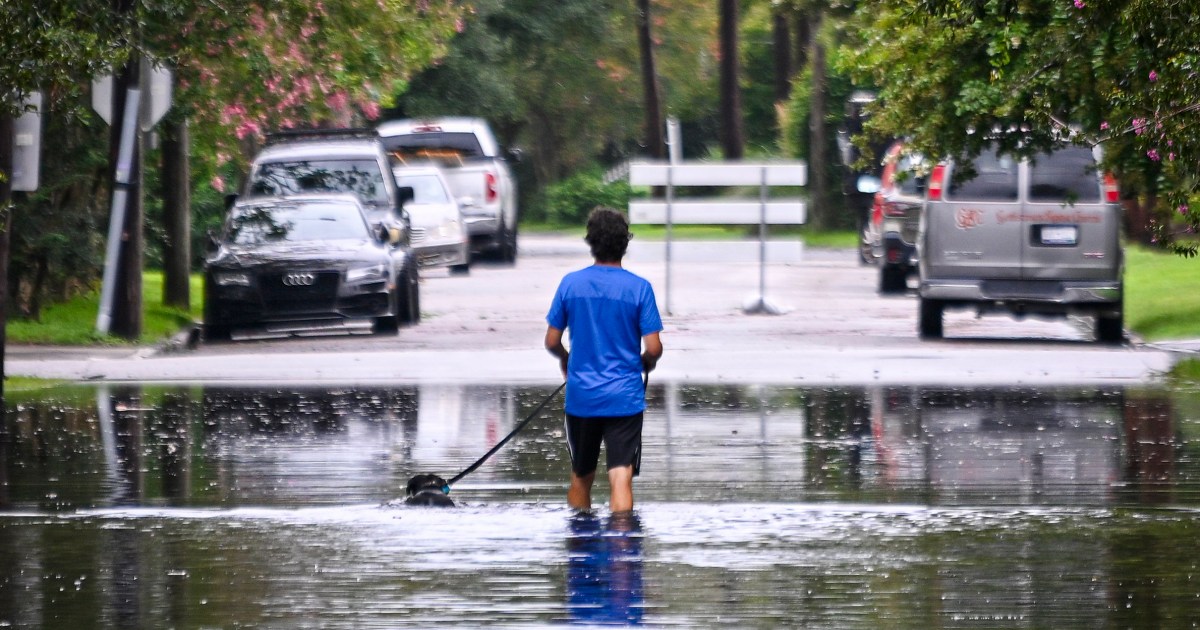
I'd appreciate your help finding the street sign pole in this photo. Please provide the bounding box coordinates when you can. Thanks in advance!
[96,87,141,334]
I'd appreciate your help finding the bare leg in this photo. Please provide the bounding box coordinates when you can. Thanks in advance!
[568,470,596,511]
[608,465,634,513]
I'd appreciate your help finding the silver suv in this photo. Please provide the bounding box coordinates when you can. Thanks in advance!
[917,144,1123,343]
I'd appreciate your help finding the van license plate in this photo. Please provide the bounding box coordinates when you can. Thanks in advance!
[1039,225,1077,246]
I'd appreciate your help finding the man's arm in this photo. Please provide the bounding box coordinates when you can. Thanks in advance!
[545,325,569,377]
[641,331,663,373]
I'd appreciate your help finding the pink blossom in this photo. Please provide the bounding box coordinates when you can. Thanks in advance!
[211,176,226,193]
[1149,71,1158,82]
[1073,0,1085,7]
[360,100,381,120]
[1100,121,1109,130]
[1132,118,1147,135]
[1147,149,1161,161]
[1178,204,1189,215]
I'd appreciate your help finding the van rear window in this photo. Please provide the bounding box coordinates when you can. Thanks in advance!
[1028,146,1100,203]
[948,152,1018,201]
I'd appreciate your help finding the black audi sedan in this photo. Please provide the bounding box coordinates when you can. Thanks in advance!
[203,194,419,340]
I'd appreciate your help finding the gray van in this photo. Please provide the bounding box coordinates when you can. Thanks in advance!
[917,144,1123,343]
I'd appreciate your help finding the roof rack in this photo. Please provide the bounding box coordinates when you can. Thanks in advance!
[264,128,379,145]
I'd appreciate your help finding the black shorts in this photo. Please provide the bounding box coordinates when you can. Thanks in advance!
[565,412,644,478]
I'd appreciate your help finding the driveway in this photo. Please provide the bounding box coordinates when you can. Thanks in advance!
[6,235,1182,385]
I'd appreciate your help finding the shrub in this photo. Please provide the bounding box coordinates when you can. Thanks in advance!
[541,169,633,225]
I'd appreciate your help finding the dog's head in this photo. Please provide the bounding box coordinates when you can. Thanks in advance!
[406,473,450,498]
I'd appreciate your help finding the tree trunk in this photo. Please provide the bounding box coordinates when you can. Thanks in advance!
[718,0,744,160]
[0,113,12,397]
[807,11,830,229]
[772,10,793,103]
[793,12,810,75]
[161,117,191,310]
[636,0,665,161]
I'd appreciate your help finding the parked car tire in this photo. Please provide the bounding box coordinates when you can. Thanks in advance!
[919,298,944,339]
[1095,312,1124,344]
[879,265,908,294]
[397,265,420,325]
[375,290,401,334]
[499,223,518,264]
[203,323,231,342]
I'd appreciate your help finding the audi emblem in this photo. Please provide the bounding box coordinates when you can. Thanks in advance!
[282,272,316,287]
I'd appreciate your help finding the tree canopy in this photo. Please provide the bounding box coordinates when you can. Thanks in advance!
[838,0,1200,250]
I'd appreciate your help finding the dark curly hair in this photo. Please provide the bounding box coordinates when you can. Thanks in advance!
[585,207,632,263]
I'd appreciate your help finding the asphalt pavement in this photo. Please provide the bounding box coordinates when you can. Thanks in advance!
[5,235,1191,386]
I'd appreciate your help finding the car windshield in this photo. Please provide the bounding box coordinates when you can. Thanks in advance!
[395,173,451,204]
[246,159,390,206]
[226,202,369,245]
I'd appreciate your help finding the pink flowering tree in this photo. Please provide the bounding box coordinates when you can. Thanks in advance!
[146,0,462,189]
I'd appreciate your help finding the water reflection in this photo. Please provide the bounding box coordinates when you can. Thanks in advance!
[566,511,644,625]
[0,383,1193,510]
[1,382,1199,627]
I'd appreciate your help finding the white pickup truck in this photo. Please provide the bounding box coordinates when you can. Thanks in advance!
[376,118,519,262]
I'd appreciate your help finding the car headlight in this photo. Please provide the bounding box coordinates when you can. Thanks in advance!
[437,219,462,239]
[346,264,387,283]
[214,271,252,287]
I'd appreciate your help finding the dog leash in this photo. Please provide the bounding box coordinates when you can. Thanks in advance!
[444,381,566,490]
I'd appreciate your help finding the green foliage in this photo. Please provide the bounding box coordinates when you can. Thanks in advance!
[537,169,634,225]
[7,271,201,346]
[0,0,131,116]
[835,0,1200,250]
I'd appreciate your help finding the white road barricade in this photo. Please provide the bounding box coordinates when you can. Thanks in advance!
[627,160,808,315]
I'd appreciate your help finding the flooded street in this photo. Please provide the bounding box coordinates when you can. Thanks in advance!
[3,381,1200,627]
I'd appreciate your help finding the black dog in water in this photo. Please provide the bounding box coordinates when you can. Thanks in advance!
[404,473,455,507]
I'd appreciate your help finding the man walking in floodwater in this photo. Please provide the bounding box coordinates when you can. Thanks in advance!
[545,207,664,514]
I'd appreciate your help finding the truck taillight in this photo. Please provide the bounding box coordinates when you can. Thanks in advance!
[1103,173,1119,203]
[927,164,946,201]
[485,172,498,204]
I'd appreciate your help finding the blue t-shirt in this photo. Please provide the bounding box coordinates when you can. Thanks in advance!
[546,265,663,417]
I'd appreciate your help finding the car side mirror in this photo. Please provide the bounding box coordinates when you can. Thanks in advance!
[856,175,881,194]
[505,147,523,163]
[205,228,222,253]
[397,185,414,209]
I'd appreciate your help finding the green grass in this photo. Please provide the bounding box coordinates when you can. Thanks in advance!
[6,271,203,346]
[1125,246,1200,341]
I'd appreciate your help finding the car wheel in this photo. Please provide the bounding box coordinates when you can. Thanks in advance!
[918,298,944,339]
[203,323,231,342]
[858,222,875,266]
[879,265,907,294]
[1096,312,1123,344]
[499,223,517,264]
[375,288,401,334]
[398,265,420,325]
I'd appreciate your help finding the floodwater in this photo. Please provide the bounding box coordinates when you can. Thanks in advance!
[3,382,1200,628]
